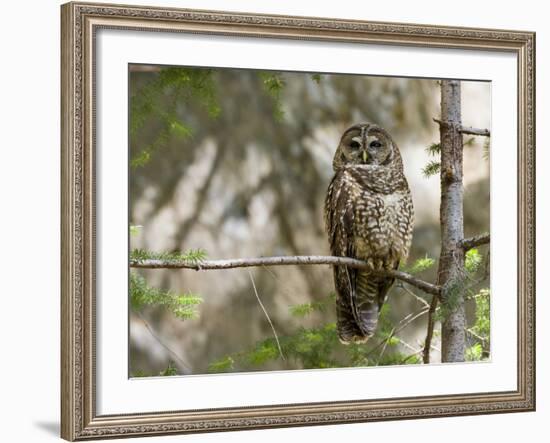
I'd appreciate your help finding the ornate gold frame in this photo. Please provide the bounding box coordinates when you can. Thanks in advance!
[61,2,535,440]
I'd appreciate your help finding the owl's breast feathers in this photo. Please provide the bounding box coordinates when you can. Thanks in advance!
[325,165,413,264]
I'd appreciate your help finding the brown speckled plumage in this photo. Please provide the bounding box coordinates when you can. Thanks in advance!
[324,123,414,344]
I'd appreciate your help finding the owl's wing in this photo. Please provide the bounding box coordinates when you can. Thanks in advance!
[325,173,364,342]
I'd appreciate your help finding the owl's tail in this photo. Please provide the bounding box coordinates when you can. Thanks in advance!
[352,271,394,337]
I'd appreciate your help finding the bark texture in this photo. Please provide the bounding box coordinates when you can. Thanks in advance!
[438,80,466,362]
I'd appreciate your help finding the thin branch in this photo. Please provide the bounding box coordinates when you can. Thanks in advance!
[433,118,491,137]
[422,295,439,364]
[369,307,430,362]
[130,255,441,296]
[466,328,488,343]
[459,125,491,137]
[134,311,191,372]
[382,269,440,295]
[399,336,438,355]
[248,271,285,361]
[396,282,430,308]
[395,337,420,353]
[461,233,490,251]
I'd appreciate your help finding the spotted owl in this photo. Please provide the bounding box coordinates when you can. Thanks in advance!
[324,123,414,344]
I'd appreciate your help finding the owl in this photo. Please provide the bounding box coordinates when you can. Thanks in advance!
[324,123,414,344]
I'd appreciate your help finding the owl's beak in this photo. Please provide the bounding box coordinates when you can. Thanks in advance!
[362,150,368,163]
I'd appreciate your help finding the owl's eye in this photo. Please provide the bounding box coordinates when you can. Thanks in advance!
[350,141,361,149]
[370,140,382,148]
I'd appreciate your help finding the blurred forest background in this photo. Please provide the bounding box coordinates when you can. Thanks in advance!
[128,65,490,377]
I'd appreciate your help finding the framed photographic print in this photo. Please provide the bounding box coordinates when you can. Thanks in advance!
[61,1,535,440]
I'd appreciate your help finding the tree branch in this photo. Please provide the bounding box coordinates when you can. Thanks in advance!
[396,282,430,308]
[433,118,491,137]
[130,255,441,296]
[422,295,439,364]
[461,233,490,251]
[247,271,285,361]
[459,125,491,137]
[371,307,430,363]
[134,311,191,373]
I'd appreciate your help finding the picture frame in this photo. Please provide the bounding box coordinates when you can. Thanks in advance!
[61,1,535,440]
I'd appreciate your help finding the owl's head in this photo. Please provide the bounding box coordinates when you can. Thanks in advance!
[332,123,402,171]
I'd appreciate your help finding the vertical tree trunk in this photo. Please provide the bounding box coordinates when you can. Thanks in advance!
[438,80,466,362]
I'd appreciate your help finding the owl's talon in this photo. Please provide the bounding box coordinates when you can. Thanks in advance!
[366,258,375,272]
[338,334,370,345]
